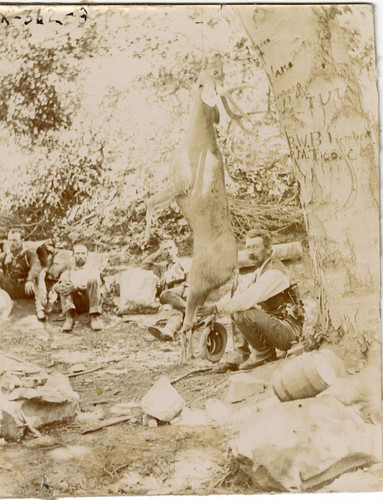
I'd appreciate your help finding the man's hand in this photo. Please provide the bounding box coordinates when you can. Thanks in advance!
[4,253,12,266]
[55,281,76,296]
[198,303,218,316]
[25,281,35,296]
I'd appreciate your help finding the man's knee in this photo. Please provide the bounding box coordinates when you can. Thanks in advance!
[232,309,256,324]
[159,290,173,305]
[232,311,244,323]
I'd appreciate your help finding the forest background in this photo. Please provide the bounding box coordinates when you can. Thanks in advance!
[0,4,375,266]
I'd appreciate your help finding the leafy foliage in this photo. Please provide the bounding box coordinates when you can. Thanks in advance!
[0,12,106,147]
[0,48,71,140]
[0,5,306,254]
[4,134,112,227]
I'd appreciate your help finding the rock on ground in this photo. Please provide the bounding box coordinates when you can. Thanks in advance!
[230,395,381,492]
[1,355,80,441]
[141,377,185,422]
[226,373,266,403]
[318,363,382,424]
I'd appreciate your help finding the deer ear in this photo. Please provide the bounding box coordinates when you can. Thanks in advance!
[201,81,218,107]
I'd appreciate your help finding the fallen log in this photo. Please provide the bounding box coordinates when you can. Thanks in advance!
[81,415,132,435]
[66,366,104,378]
[170,367,213,385]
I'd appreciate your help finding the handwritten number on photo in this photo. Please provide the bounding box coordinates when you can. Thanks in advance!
[24,11,33,25]
[0,8,88,26]
[37,9,43,25]
[80,7,88,22]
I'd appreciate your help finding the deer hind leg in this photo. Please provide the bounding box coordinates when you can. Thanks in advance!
[180,330,187,364]
[180,327,194,364]
[145,186,180,241]
[180,288,208,363]
[180,329,195,364]
[187,329,193,359]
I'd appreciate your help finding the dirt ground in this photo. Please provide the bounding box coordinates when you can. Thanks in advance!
[0,254,381,497]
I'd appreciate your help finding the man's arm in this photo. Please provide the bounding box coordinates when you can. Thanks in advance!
[142,249,162,270]
[215,269,290,316]
[54,269,76,295]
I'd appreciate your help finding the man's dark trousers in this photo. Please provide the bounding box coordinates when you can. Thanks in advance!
[228,307,299,365]
[0,271,45,314]
[60,279,102,315]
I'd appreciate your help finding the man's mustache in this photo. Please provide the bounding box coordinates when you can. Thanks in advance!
[247,253,258,260]
[10,244,22,253]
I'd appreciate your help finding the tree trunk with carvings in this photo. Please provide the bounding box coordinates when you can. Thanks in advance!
[237,5,380,364]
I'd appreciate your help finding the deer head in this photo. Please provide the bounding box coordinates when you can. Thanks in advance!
[197,55,225,124]
[198,56,258,134]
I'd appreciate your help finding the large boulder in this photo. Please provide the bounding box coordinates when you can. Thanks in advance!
[0,353,79,441]
[317,363,382,424]
[118,268,159,315]
[230,395,381,492]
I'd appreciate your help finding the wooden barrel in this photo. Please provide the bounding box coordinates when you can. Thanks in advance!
[272,351,336,402]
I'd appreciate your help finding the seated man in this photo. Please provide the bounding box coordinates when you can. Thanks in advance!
[199,229,305,372]
[55,240,103,332]
[143,239,187,341]
[0,228,46,320]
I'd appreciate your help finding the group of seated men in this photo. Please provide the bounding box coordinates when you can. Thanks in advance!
[0,227,304,372]
[0,228,102,332]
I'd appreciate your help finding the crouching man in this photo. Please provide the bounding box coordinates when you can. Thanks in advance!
[55,240,103,332]
[143,239,187,341]
[0,228,46,321]
[199,229,305,373]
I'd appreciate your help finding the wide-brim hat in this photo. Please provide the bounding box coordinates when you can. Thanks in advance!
[0,289,13,320]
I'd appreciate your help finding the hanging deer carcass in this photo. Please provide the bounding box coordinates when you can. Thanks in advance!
[146,56,244,362]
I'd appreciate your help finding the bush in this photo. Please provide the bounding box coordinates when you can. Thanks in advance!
[4,133,112,232]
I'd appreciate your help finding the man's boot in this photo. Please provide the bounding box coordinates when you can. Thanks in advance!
[62,311,74,332]
[212,351,245,373]
[239,345,277,370]
[90,314,102,331]
[148,313,183,341]
[36,310,46,321]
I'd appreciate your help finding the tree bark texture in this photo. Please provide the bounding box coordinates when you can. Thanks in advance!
[237,5,380,360]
